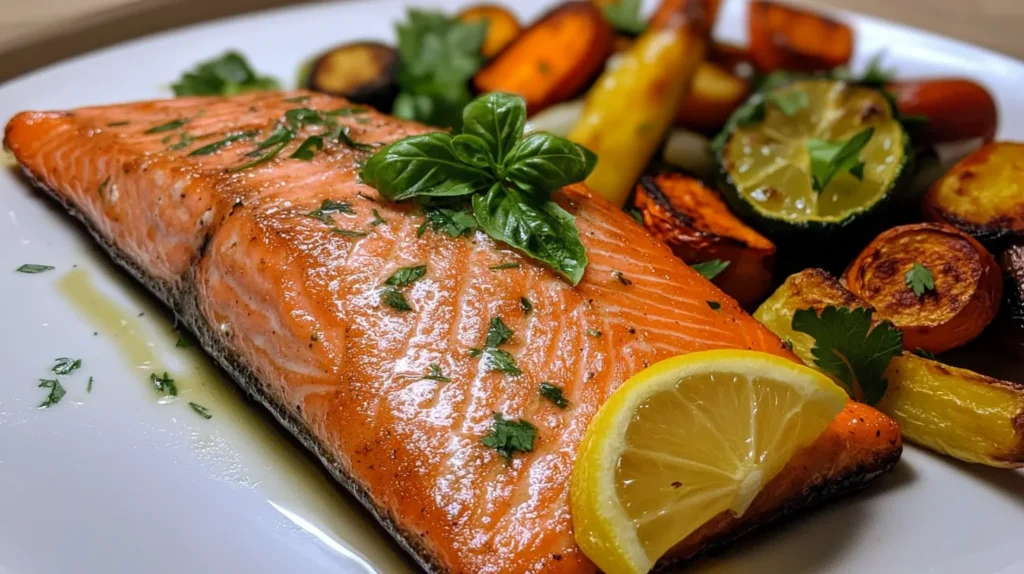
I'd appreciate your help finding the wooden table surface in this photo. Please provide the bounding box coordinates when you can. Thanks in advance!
[0,0,1021,81]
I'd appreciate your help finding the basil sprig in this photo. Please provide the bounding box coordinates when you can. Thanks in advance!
[361,93,596,284]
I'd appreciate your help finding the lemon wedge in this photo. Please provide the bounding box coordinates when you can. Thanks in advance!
[570,349,847,574]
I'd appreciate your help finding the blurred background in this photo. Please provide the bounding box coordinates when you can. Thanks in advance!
[0,0,1021,82]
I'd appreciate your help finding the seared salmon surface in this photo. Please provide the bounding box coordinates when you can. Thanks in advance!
[5,91,900,573]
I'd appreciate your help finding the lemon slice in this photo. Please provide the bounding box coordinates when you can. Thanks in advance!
[570,349,847,574]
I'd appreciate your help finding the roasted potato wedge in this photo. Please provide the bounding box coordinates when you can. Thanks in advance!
[474,2,614,114]
[748,1,853,73]
[998,243,1024,357]
[887,79,997,146]
[306,42,398,111]
[457,4,523,59]
[923,142,1024,246]
[843,223,1002,354]
[755,268,1024,468]
[675,62,750,135]
[568,0,713,206]
[634,172,775,307]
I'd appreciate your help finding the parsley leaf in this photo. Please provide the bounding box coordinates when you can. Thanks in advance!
[16,264,54,274]
[189,402,213,419]
[480,413,537,461]
[485,316,514,348]
[913,348,937,360]
[585,328,602,338]
[488,262,521,270]
[381,287,413,312]
[905,263,935,297]
[482,348,521,376]
[601,0,646,35]
[150,372,178,396]
[807,128,874,193]
[306,199,355,224]
[423,363,451,382]
[370,209,387,226]
[171,51,279,96]
[791,305,903,405]
[690,259,730,281]
[766,89,809,116]
[51,357,82,376]
[520,297,533,315]
[145,119,189,134]
[38,379,66,408]
[421,206,479,237]
[290,135,324,160]
[612,270,632,285]
[385,265,427,287]
[539,382,569,408]
[707,301,721,311]
[87,376,94,393]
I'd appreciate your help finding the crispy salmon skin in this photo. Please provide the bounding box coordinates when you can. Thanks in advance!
[4,91,900,573]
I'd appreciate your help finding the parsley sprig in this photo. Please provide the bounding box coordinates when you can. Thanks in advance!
[905,262,935,297]
[807,128,874,192]
[172,51,279,96]
[480,413,537,461]
[235,107,371,171]
[361,93,596,284]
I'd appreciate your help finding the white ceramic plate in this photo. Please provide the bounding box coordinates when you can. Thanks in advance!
[1,1,1022,572]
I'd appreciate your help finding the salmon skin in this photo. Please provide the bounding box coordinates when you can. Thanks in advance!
[5,91,900,573]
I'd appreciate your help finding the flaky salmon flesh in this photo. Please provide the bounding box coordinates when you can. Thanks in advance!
[4,91,901,573]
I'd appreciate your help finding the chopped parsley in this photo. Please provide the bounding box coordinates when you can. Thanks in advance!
[520,297,533,315]
[489,262,521,271]
[306,199,355,224]
[485,316,514,348]
[189,402,213,419]
[422,363,451,383]
[585,328,602,338]
[290,135,324,160]
[51,357,82,376]
[87,376,94,393]
[905,263,935,297]
[144,118,190,134]
[336,126,374,152]
[384,265,427,287]
[467,347,483,357]
[612,270,632,285]
[783,339,794,351]
[381,287,413,312]
[420,206,479,237]
[370,209,387,226]
[913,348,938,360]
[171,51,279,96]
[234,107,371,171]
[480,413,537,461]
[16,264,55,274]
[106,121,130,127]
[791,305,903,405]
[331,228,368,238]
[189,130,259,156]
[707,300,721,311]
[481,348,521,376]
[37,379,66,408]
[690,259,730,281]
[175,335,192,348]
[150,372,178,397]
[167,132,195,151]
[625,207,643,224]
[539,382,569,409]
[807,128,874,192]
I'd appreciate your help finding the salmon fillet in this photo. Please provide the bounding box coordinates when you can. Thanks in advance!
[4,91,900,573]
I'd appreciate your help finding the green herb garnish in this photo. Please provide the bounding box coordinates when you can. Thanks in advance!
[585,328,602,338]
[16,264,55,274]
[485,316,514,348]
[791,305,903,405]
[235,108,371,171]
[625,207,643,224]
[362,93,596,284]
[290,135,324,160]
[480,413,537,461]
[783,339,794,351]
[913,348,937,360]
[420,206,479,237]
[171,51,279,96]
[807,128,874,192]
[38,379,66,408]
[520,297,533,315]
[539,382,569,409]
[690,259,730,281]
[381,287,413,312]
[370,209,387,226]
[612,270,632,285]
[150,372,178,396]
[707,301,721,311]
[766,90,809,116]
[306,199,355,224]
[489,262,521,271]
[905,263,935,297]
[189,402,213,419]
[422,363,451,383]
[87,376,94,393]
[601,0,645,35]
[51,357,82,376]
[189,130,259,156]
[482,348,521,376]
[385,265,427,287]
[107,121,130,127]
[175,335,191,348]
[145,118,189,134]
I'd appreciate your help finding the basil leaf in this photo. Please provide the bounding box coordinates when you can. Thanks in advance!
[360,133,492,201]
[461,92,526,165]
[472,185,588,285]
[452,134,494,169]
[504,133,598,197]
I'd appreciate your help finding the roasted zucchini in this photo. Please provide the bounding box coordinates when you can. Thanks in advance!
[306,42,398,111]
[923,142,1024,246]
[755,269,1024,468]
[998,243,1024,357]
[633,172,775,307]
[843,223,1003,354]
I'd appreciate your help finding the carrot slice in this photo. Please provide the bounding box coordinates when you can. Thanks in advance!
[473,2,614,114]
[457,5,523,59]
[887,79,998,145]
[748,1,853,73]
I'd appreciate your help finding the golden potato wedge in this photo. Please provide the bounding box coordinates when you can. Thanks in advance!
[843,223,1003,354]
[748,1,853,73]
[755,268,1024,467]
[675,62,750,135]
[633,172,775,307]
[307,42,398,112]
[998,242,1024,357]
[923,142,1024,245]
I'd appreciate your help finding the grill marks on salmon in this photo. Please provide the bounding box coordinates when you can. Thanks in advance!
[5,91,900,574]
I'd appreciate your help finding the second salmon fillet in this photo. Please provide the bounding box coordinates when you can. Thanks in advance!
[4,91,900,573]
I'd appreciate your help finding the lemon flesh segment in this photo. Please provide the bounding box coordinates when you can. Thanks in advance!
[571,350,847,574]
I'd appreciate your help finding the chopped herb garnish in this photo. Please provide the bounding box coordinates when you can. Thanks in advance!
[167,132,195,151]
[913,348,938,360]
[766,90,809,117]
[283,95,311,104]
[585,328,602,338]
[485,316,514,348]
[489,262,521,271]
[335,126,374,151]
[37,379,66,408]
[51,357,82,376]
[612,270,632,285]
[905,263,935,297]
[305,199,355,224]
[707,300,721,311]
[327,107,369,117]
[601,0,646,35]
[175,335,191,348]
[539,382,569,409]
[807,128,874,192]
[482,348,521,376]
[189,402,213,419]
[421,206,479,237]
[468,347,483,357]
[783,339,794,351]
[150,372,178,396]
[171,51,279,96]
[331,228,368,238]
[690,259,730,281]
[422,363,451,383]
[381,287,413,312]
[234,107,373,171]
[625,207,644,224]
[792,305,903,405]
[16,264,55,274]
[290,135,324,160]
[480,412,537,461]
[145,118,189,134]
[87,376,94,393]
[384,265,427,287]
[106,121,130,127]
[370,209,387,226]
[189,130,259,156]
[520,296,533,315]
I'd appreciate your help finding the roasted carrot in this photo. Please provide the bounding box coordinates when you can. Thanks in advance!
[748,1,853,73]
[675,62,749,134]
[473,2,614,114]
[650,0,721,29]
[457,4,523,59]
[887,79,998,145]
[842,223,1003,354]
